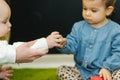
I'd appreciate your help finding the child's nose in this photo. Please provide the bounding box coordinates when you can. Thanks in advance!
[7,22,12,28]
[86,11,91,16]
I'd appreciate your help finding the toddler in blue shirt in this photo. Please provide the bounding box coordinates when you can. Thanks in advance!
[54,0,120,80]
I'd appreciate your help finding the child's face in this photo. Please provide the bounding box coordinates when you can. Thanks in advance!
[0,1,11,37]
[82,0,113,27]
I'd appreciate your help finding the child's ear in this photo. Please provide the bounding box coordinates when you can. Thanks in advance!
[106,6,114,16]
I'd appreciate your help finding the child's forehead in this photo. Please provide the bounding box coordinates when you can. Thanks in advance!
[0,0,10,21]
[82,0,104,4]
[82,0,105,7]
[82,0,103,1]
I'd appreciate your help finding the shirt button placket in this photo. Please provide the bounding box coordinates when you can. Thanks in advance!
[89,45,93,48]
[85,60,87,64]
[94,29,97,32]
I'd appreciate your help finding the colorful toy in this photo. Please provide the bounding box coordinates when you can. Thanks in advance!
[90,76,104,80]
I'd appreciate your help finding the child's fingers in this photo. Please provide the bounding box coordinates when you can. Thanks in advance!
[7,70,14,74]
[99,71,112,80]
[6,73,13,77]
[99,71,107,80]
[55,35,62,39]
[2,66,12,71]
[60,38,66,45]
[98,72,102,77]
[105,73,112,80]
[51,31,59,35]
[103,74,111,80]
[55,38,62,43]
[102,75,107,80]
[4,77,10,80]
[55,44,63,48]
[55,42,66,48]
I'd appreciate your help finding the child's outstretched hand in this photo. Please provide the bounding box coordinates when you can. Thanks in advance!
[57,37,66,48]
[99,68,112,80]
[46,31,63,48]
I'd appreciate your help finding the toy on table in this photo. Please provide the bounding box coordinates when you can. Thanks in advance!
[90,76,104,80]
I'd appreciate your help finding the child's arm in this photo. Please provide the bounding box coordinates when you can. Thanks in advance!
[99,68,112,80]
[0,40,48,64]
[15,40,48,63]
[12,31,62,63]
[31,31,65,50]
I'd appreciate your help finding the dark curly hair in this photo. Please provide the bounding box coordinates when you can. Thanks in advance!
[103,0,116,7]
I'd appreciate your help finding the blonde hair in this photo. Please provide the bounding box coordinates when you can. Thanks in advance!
[0,31,10,41]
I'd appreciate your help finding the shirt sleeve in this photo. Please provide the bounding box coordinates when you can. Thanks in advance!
[102,30,120,72]
[58,22,80,54]
[13,37,48,50]
[13,42,25,48]
[30,38,48,50]
[0,41,16,64]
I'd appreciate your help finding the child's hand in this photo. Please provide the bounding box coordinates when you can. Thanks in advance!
[46,31,63,49]
[99,68,112,80]
[57,37,66,48]
[0,66,13,80]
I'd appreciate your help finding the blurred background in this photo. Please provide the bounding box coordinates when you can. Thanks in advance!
[9,0,120,53]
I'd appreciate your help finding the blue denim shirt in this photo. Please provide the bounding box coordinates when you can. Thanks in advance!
[58,20,120,80]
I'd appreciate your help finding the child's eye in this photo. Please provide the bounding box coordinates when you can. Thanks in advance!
[2,21,7,24]
[92,10,97,12]
[83,8,87,10]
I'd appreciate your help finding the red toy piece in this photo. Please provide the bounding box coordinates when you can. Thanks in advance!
[90,76,104,80]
